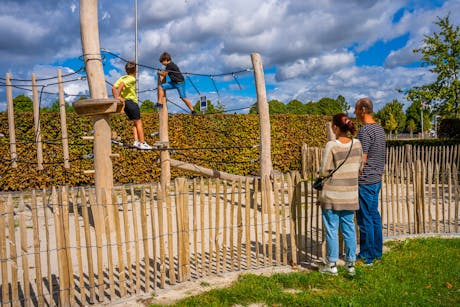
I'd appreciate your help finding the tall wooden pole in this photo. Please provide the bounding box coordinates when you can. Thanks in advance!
[6,73,17,168]
[251,53,273,178]
[31,73,44,170]
[158,74,171,189]
[58,69,71,169]
[80,0,114,226]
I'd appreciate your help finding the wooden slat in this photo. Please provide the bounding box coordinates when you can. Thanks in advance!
[200,179,206,277]
[237,180,243,271]
[447,163,452,233]
[112,190,126,297]
[81,188,96,304]
[42,189,53,305]
[174,181,182,281]
[192,180,198,279]
[207,180,214,275]
[253,179,260,266]
[265,176,273,266]
[244,178,251,269]
[52,188,69,306]
[19,195,31,307]
[280,175,288,265]
[61,187,75,306]
[156,183,166,288]
[260,176,266,267]
[140,188,150,290]
[101,191,115,299]
[0,197,9,306]
[130,186,141,292]
[165,185,176,285]
[7,195,19,306]
[223,182,229,272]
[453,164,459,233]
[121,188,133,293]
[71,189,85,304]
[31,191,44,306]
[229,182,236,271]
[88,189,105,302]
[214,179,221,273]
[274,177,281,266]
[149,184,157,291]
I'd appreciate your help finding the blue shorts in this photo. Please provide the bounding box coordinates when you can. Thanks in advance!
[161,81,187,98]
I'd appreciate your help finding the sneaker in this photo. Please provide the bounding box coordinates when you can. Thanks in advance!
[346,261,356,276]
[319,262,338,275]
[133,140,141,148]
[191,110,197,116]
[155,103,163,109]
[137,142,152,150]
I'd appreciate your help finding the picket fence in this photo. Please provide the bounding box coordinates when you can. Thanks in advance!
[0,145,458,306]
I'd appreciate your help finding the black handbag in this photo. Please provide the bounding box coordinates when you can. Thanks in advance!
[313,177,325,190]
[313,139,354,191]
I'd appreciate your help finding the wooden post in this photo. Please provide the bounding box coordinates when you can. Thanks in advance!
[79,0,115,229]
[58,69,71,169]
[31,73,44,170]
[0,198,9,306]
[6,73,17,168]
[158,73,171,190]
[251,53,273,178]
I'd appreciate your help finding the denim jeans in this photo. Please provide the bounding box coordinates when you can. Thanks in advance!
[356,182,383,262]
[322,209,357,263]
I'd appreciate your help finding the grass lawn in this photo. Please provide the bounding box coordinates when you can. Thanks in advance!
[150,237,460,306]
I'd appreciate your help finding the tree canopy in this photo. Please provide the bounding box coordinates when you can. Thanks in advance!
[405,15,460,118]
[13,94,33,112]
[376,99,406,134]
[249,95,350,115]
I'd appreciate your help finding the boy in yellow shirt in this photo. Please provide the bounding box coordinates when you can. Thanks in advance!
[112,61,152,150]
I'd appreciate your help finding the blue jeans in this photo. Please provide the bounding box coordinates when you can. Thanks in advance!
[322,209,357,263]
[356,182,383,262]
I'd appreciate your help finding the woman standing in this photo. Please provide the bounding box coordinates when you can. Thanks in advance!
[318,113,362,276]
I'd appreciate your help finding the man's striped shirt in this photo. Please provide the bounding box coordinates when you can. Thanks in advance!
[357,123,386,185]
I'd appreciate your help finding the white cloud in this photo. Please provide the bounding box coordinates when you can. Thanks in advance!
[1,0,459,113]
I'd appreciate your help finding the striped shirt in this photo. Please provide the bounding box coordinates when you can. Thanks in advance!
[357,123,386,185]
[319,139,363,211]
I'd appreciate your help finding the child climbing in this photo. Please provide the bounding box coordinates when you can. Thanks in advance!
[156,52,196,115]
[112,61,152,150]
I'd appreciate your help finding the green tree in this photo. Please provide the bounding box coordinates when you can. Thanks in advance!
[405,100,432,133]
[317,97,344,115]
[407,119,417,138]
[249,99,287,114]
[384,113,398,137]
[13,94,33,112]
[140,99,155,113]
[406,15,460,118]
[376,99,406,134]
[193,99,225,114]
[304,101,320,114]
[336,95,351,114]
[286,99,306,114]
[42,99,74,112]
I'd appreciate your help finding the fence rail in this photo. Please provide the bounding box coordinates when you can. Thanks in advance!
[0,144,459,306]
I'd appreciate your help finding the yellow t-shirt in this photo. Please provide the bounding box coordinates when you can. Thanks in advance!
[114,75,137,103]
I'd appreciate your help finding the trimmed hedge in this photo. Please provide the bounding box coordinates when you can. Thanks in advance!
[0,112,330,191]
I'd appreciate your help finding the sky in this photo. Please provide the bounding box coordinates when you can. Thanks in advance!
[0,0,459,114]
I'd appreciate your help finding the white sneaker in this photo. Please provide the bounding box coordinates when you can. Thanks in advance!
[133,140,141,148]
[137,142,152,150]
[319,262,338,275]
[346,261,356,276]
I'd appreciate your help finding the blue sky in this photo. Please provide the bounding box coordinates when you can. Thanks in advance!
[1,0,459,114]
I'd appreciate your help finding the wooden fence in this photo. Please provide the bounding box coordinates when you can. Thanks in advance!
[0,145,459,306]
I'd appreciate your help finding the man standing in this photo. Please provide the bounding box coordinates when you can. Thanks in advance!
[354,97,386,265]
